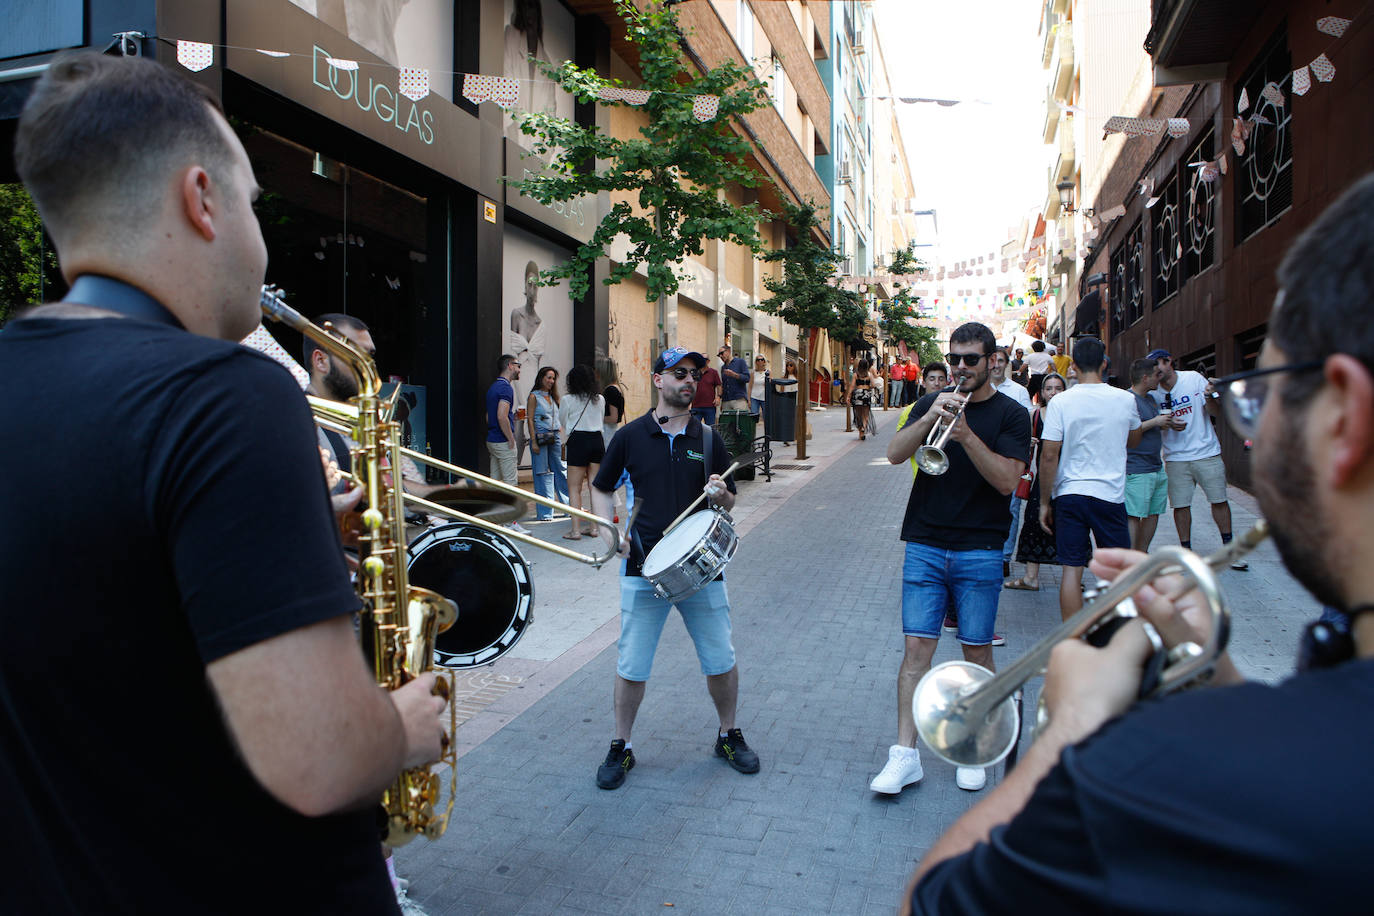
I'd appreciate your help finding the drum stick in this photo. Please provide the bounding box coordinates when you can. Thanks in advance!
[663,450,764,535]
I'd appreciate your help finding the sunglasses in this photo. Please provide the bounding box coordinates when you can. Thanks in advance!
[666,367,702,381]
[1214,361,1323,440]
[944,352,987,367]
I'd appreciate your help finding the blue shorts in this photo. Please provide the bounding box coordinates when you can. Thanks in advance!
[901,542,1002,646]
[1053,494,1130,567]
[617,577,736,681]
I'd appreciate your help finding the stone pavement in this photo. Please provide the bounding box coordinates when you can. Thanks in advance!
[396,405,1318,915]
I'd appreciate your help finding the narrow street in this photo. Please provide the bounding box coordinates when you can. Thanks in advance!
[397,405,1313,915]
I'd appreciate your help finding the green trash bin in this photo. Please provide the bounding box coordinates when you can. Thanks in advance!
[716,410,756,481]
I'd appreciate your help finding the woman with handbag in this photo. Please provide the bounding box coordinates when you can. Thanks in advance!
[527,366,570,521]
[558,364,605,539]
[1006,371,1066,589]
[844,358,878,441]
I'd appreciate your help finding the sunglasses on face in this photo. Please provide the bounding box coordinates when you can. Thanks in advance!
[945,352,987,367]
[1215,361,1323,440]
[666,367,702,381]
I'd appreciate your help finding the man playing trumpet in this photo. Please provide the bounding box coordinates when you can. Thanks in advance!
[903,174,1374,914]
[872,322,1031,796]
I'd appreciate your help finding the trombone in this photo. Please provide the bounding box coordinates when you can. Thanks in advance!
[913,522,1270,768]
[915,388,969,475]
[307,395,624,569]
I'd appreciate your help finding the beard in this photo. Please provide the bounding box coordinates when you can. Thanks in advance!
[955,364,990,393]
[1254,413,1344,608]
[660,382,695,410]
[322,358,360,401]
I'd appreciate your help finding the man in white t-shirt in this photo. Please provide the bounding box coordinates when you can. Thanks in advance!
[1039,337,1143,620]
[1146,348,1247,570]
[1024,339,1054,377]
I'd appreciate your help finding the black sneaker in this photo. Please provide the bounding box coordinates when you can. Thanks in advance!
[714,728,760,774]
[596,739,635,789]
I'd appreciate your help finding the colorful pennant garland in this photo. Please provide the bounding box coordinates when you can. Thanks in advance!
[398,67,430,102]
[1292,65,1312,96]
[1311,53,1336,82]
[462,73,520,109]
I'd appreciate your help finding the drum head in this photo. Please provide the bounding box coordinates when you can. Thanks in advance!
[407,523,533,668]
[642,511,717,577]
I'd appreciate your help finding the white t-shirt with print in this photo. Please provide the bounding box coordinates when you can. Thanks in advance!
[1041,382,1142,503]
[1148,370,1221,461]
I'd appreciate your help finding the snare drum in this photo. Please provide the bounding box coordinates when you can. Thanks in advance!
[641,510,739,602]
[407,523,533,668]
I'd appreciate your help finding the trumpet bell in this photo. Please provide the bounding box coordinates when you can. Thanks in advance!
[913,661,1020,767]
[915,445,950,475]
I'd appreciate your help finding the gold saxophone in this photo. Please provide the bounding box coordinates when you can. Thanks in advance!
[260,285,457,846]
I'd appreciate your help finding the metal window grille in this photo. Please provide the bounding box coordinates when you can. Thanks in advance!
[1111,220,1146,334]
[1152,172,1182,306]
[1184,128,1217,278]
[1236,28,1293,242]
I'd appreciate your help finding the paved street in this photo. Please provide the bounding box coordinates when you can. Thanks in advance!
[397,405,1317,915]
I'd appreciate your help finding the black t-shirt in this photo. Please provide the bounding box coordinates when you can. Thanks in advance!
[593,411,735,576]
[912,659,1374,914]
[0,316,396,915]
[603,384,625,421]
[899,391,1031,550]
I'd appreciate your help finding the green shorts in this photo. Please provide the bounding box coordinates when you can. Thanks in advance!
[1125,468,1168,518]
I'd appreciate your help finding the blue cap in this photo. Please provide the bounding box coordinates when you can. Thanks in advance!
[1146,348,1172,362]
[654,346,706,373]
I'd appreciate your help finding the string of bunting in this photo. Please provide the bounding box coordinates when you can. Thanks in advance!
[169,36,721,119]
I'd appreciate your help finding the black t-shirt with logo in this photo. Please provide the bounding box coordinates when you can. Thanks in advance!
[899,390,1032,550]
[0,316,396,914]
[594,411,735,576]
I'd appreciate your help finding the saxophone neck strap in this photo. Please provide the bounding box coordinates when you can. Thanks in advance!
[63,274,184,330]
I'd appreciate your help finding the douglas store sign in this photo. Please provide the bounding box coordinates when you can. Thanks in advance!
[226,0,476,185]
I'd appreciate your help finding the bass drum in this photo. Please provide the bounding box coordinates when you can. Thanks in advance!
[406,523,534,668]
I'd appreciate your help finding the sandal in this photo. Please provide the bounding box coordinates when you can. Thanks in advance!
[562,532,583,540]
[1003,577,1040,591]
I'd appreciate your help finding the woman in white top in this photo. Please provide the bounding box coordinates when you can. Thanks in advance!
[558,364,605,539]
[749,355,768,418]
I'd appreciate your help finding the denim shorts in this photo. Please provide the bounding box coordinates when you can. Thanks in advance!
[617,577,735,681]
[901,542,1002,645]
[1054,494,1130,567]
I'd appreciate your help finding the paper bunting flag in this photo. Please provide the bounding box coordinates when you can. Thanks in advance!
[491,77,519,109]
[1311,53,1335,83]
[597,85,621,101]
[176,40,213,72]
[1218,153,1227,175]
[1261,81,1285,108]
[1291,65,1312,96]
[1100,204,1127,221]
[596,86,651,105]
[1138,176,1156,198]
[256,49,289,58]
[1237,87,1249,113]
[1248,113,1273,126]
[1103,116,1165,137]
[325,56,358,71]
[240,325,310,390]
[399,67,429,102]
[463,73,520,108]
[1199,162,1219,183]
[1316,16,1351,37]
[622,89,650,105]
[1166,118,1190,138]
[692,94,720,121]
[1231,117,1250,156]
[1146,195,1161,209]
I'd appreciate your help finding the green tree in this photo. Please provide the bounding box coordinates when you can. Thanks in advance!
[506,0,773,313]
[756,200,864,454]
[0,184,63,325]
[878,243,942,367]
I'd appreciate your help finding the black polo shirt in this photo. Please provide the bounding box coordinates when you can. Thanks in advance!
[594,410,736,576]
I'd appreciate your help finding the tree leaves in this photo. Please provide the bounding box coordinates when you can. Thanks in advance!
[757,199,864,339]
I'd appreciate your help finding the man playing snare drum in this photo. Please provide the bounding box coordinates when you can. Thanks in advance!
[589,347,758,789]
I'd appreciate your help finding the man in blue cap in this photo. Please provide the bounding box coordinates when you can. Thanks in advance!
[589,346,759,789]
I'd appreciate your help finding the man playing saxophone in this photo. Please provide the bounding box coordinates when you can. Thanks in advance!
[1,52,443,913]
[903,175,1374,914]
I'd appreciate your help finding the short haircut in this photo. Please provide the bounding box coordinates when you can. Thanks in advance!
[1031,340,1046,352]
[1273,172,1374,405]
[1130,357,1157,385]
[497,354,518,375]
[304,313,370,364]
[15,51,234,245]
[923,361,948,380]
[949,321,996,356]
[1072,336,1106,372]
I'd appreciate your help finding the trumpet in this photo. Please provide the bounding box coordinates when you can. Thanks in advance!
[916,387,969,475]
[913,522,1269,768]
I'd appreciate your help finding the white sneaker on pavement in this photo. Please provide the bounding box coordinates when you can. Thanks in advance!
[508,522,531,535]
[956,766,987,791]
[869,745,924,794]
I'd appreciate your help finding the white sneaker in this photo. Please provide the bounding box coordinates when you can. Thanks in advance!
[869,745,924,794]
[1230,559,1249,571]
[508,523,531,535]
[955,766,987,791]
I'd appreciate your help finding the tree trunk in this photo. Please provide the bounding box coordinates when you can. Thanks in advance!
[795,328,810,460]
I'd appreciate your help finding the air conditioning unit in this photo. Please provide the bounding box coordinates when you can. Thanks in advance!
[852,39,866,55]
[838,162,853,184]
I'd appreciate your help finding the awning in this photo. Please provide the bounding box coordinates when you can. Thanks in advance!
[1073,290,1102,337]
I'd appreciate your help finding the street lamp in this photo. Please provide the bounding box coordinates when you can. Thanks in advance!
[1057,179,1076,214]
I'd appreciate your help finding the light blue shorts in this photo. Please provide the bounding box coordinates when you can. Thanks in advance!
[901,542,1002,646]
[617,577,736,681]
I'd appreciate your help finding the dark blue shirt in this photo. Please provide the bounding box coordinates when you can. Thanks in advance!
[720,357,751,401]
[486,376,514,443]
[1126,391,1163,473]
[594,411,736,576]
[912,658,1374,914]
